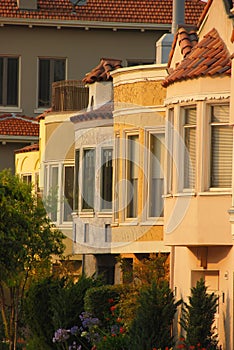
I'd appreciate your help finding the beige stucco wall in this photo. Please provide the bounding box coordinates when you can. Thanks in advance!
[1,25,165,117]
[44,112,75,162]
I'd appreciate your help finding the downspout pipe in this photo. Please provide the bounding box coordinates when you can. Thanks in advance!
[172,0,185,34]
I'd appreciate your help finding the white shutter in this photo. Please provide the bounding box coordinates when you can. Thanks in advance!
[210,105,232,188]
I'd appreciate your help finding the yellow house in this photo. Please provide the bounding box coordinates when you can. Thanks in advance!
[111,63,170,282]
[163,0,234,347]
[15,143,40,192]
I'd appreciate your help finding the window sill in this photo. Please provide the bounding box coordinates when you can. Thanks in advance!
[79,211,94,218]
[173,192,196,197]
[198,191,231,196]
[0,106,22,113]
[119,221,138,226]
[140,219,164,226]
[97,212,113,218]
[34,107,49,114]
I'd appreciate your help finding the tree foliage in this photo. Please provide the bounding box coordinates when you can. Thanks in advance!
[180,278,219,349]
[0,169,65,350]
[24,275,98,349]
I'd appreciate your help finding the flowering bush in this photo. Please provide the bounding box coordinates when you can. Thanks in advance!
[79,299,128,350]
[52,325,89,350]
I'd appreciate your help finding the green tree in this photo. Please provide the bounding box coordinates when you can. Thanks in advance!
[0,169,65,350]
[180,278,219,349]
[128,280,180,350]
[24,275,98,350]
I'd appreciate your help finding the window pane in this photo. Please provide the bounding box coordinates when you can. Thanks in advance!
[54,59,65,82]
[210,105,232,188]
[101,149,113,210]
[127,135,139,218]
[39,59,50,107]
[211,127,232,187]
[51,166,58,221]
[74,150,79,211]
[7,58,18,106]
[63,166,74,221]
[149,134,164,217]
[183,108,196,189]
[82,149,95,210]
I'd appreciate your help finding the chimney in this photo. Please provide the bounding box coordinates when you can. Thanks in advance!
[17,0,37,10]
[172,0,185,34]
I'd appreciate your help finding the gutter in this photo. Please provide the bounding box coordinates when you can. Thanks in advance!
[0,17,171,31]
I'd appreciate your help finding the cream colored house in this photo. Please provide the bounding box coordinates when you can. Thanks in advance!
[163,0,234,347]
[110,64,171,282]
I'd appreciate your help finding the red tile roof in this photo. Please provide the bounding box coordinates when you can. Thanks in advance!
[83,58,122,84]
[15,143,39,153]
[162,28,232,87]
[0,0,206,26]
[0,114,39,137]
[71,101,113,123]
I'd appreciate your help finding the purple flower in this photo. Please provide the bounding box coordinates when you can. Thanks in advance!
[52,328,70,343]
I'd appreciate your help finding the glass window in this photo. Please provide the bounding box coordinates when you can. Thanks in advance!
[101,149,113,210]
[149,133,165,217]
[22,174,32,184]
[50,166,59,222]
[183,107,196,189]
[82,149,95,210]
[63,166,74,222]
[126,135,139,218]
[74,150,80,211]
[38,58,65,108]
[166,109,174,194]
[0,56,19,106]
[210,105,232,188]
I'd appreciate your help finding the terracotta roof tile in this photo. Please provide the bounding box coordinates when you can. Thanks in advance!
[15,143,39,153]
[162,28,231,87]
[82,58,122,84]
[0,114,39,137]
[0,0,205,26]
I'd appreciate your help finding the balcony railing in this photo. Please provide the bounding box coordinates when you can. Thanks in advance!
[52,80,89,112]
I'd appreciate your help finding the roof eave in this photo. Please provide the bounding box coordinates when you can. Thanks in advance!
[0,17,172,31]
[0,135,39,141]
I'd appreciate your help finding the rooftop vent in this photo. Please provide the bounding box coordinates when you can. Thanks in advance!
[17,0,37,10]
